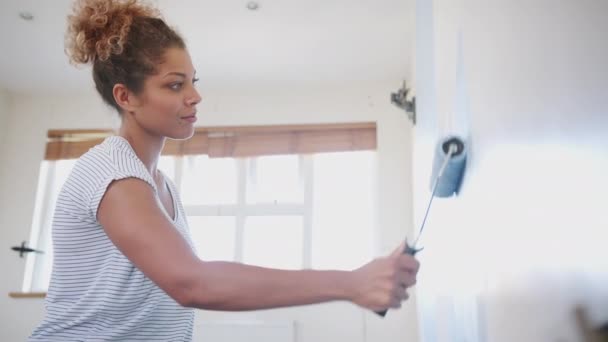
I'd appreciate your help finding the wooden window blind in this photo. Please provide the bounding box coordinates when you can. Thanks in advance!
[45,122,377,161]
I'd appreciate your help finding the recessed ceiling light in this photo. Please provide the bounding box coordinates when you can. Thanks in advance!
[246,2,260,11]
[19,11,34,21]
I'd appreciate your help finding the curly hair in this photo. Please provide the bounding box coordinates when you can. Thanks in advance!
[65,0,186,112]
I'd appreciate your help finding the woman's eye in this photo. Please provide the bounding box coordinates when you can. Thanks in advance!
[169,82,183,91]
[193,78,199,84]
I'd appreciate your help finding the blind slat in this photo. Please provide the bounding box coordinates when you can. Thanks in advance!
[45,123,377,160]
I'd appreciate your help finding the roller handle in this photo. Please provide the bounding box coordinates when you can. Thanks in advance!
[375,242,421,318]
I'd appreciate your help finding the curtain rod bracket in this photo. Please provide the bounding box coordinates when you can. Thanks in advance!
[390,80,416,125]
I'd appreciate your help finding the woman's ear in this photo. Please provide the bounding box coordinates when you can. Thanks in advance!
[113,84,141,113]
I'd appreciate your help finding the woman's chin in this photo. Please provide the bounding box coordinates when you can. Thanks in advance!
[167,126,195,140]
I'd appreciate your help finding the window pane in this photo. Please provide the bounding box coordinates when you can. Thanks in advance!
[243,216,303,270]
[311,151,375,270]
[181,155,237,205]
[246,155,303,204]
[188,216,236,261]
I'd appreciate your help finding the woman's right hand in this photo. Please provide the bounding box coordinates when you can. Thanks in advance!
[349,242,420,311]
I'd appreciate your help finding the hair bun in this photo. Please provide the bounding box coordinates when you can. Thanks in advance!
[65,0,160,65]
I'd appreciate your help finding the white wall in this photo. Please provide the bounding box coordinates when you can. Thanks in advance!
[414,0,608,341]
[0,82,419,341]
[0,89,10,177]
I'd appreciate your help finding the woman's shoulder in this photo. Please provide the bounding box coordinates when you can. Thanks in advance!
[72,135,156,192]
[73,137,119,173]
[61,136,155,217]
[65,136,133,190]
[75,136,146,175]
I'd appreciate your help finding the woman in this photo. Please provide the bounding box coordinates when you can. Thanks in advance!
[30,0,419,340]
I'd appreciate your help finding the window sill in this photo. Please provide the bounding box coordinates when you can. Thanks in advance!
[8,292,46,299]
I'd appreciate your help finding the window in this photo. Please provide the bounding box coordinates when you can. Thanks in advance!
[24,159,77,292]
[162,152,376,271]
[25,124,377,291]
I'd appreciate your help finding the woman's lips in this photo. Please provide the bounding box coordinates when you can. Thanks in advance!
[181,114,197,123]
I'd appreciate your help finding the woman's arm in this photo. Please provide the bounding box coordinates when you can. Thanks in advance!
[98,178,418,311]
[186,263,353,310]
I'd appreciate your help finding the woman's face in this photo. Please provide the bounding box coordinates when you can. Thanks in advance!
[131,47,202,140]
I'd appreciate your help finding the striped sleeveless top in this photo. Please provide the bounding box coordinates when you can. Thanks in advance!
[30,136,195,341]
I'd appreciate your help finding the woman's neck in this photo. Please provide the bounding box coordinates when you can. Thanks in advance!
[118,119,165,177]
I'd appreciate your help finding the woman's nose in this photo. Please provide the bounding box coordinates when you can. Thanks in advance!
[187,87,202,106]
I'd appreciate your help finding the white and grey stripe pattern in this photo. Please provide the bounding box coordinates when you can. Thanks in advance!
[30,136,195,342]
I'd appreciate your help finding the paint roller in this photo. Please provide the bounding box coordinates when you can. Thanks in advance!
[376,135,467,317]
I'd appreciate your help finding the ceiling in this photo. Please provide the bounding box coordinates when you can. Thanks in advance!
[0,0,414,95]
